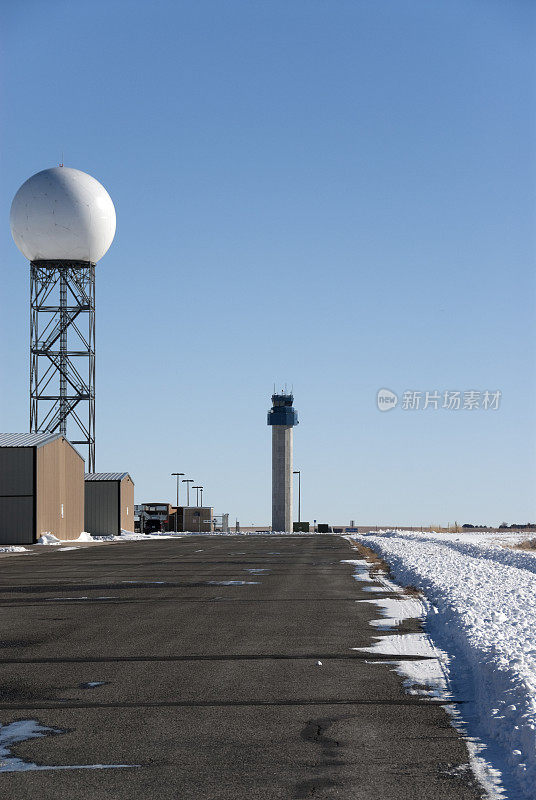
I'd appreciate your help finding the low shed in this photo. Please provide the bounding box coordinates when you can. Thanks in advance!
[0,432,84,544]
[84,473,135,536]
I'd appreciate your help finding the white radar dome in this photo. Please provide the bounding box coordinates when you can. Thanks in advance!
[10,166,116,263]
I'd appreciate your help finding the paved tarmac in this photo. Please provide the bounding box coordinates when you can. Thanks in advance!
[0,534,483,799]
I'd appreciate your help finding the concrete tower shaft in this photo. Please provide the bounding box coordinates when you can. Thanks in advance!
[268,393,298,532]
[272,425,293,532]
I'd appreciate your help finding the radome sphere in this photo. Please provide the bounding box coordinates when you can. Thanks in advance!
[10,167,116,263]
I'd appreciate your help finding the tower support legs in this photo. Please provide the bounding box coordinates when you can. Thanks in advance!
[30,260,96,471]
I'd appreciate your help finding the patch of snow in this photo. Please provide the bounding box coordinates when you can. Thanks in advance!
[0,546,28,553]
[361,585,392,593]
[75,532,94,542]
[359,596,424,630]
[58,547,79,552]
[0,719,139,771]
[355,631,436,658]
[91,531,184,542]
[363,637,450,700]
[80,682,107,689]
[46,596,89,601]
[47,596,118,602]
[38,534,91,546]
[36,533,61,545]
[392,657,450,698]
[341,559,374,582]
[207,580,260,586]
[342,558,403,592]
[35,531,96,546]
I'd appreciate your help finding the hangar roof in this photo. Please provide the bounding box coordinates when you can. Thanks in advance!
[85,472,131,482]
[0,432,84,459]
[0,432,64,448]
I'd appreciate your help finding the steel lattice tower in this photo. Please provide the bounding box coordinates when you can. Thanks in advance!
[30,260,96,471]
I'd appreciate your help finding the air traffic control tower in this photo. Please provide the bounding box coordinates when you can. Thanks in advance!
[267,392,298,532]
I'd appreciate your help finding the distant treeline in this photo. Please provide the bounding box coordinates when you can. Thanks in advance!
[462,523,536,530]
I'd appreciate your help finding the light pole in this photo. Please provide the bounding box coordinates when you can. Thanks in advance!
[199,487,203,506]
[171,472,184,533]
[182,479,194,506]
[293,470,301,523]
[192,486,202,506]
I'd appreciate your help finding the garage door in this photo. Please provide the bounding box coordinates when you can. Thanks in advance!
[0,496,34,544]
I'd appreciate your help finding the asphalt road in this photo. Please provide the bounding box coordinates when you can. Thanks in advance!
[0,534,484,799]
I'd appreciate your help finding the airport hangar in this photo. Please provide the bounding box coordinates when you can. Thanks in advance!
[84,472,135,537]
[0,432,84,544]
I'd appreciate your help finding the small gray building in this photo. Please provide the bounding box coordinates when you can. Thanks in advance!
[0,432,85,544]
[84,473,135,536]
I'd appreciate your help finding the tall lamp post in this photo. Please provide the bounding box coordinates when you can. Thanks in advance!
[182,479,194,506]
[171,472,184,533]
[192,486,202,506]
[193,485,204,531]
[293,470,301,524]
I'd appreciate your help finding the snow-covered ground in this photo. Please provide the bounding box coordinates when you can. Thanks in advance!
[347,530,536,800]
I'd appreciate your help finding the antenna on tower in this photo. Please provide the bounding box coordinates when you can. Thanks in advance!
[59,152,64,167]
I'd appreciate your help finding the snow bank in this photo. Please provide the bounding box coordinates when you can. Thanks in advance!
[87,530,189,542]
[36,533,62,545]
[348,530,536,799]
[0,546,28,553]
[76,532,94,542]
[36,532,94,545]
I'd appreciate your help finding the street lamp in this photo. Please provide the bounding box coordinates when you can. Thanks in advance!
[182,479,194,506]
[199,486,204,506]
[192,486,202,506]
[293,470,301,523]
[171,472,184,533]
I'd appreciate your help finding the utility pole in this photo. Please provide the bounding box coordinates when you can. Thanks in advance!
[171,472,184,533]
[293,470,301,524]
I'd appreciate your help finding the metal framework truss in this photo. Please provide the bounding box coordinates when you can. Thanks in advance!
[30,260,96,471]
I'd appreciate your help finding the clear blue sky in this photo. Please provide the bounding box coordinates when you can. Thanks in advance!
[1,0,535,526]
